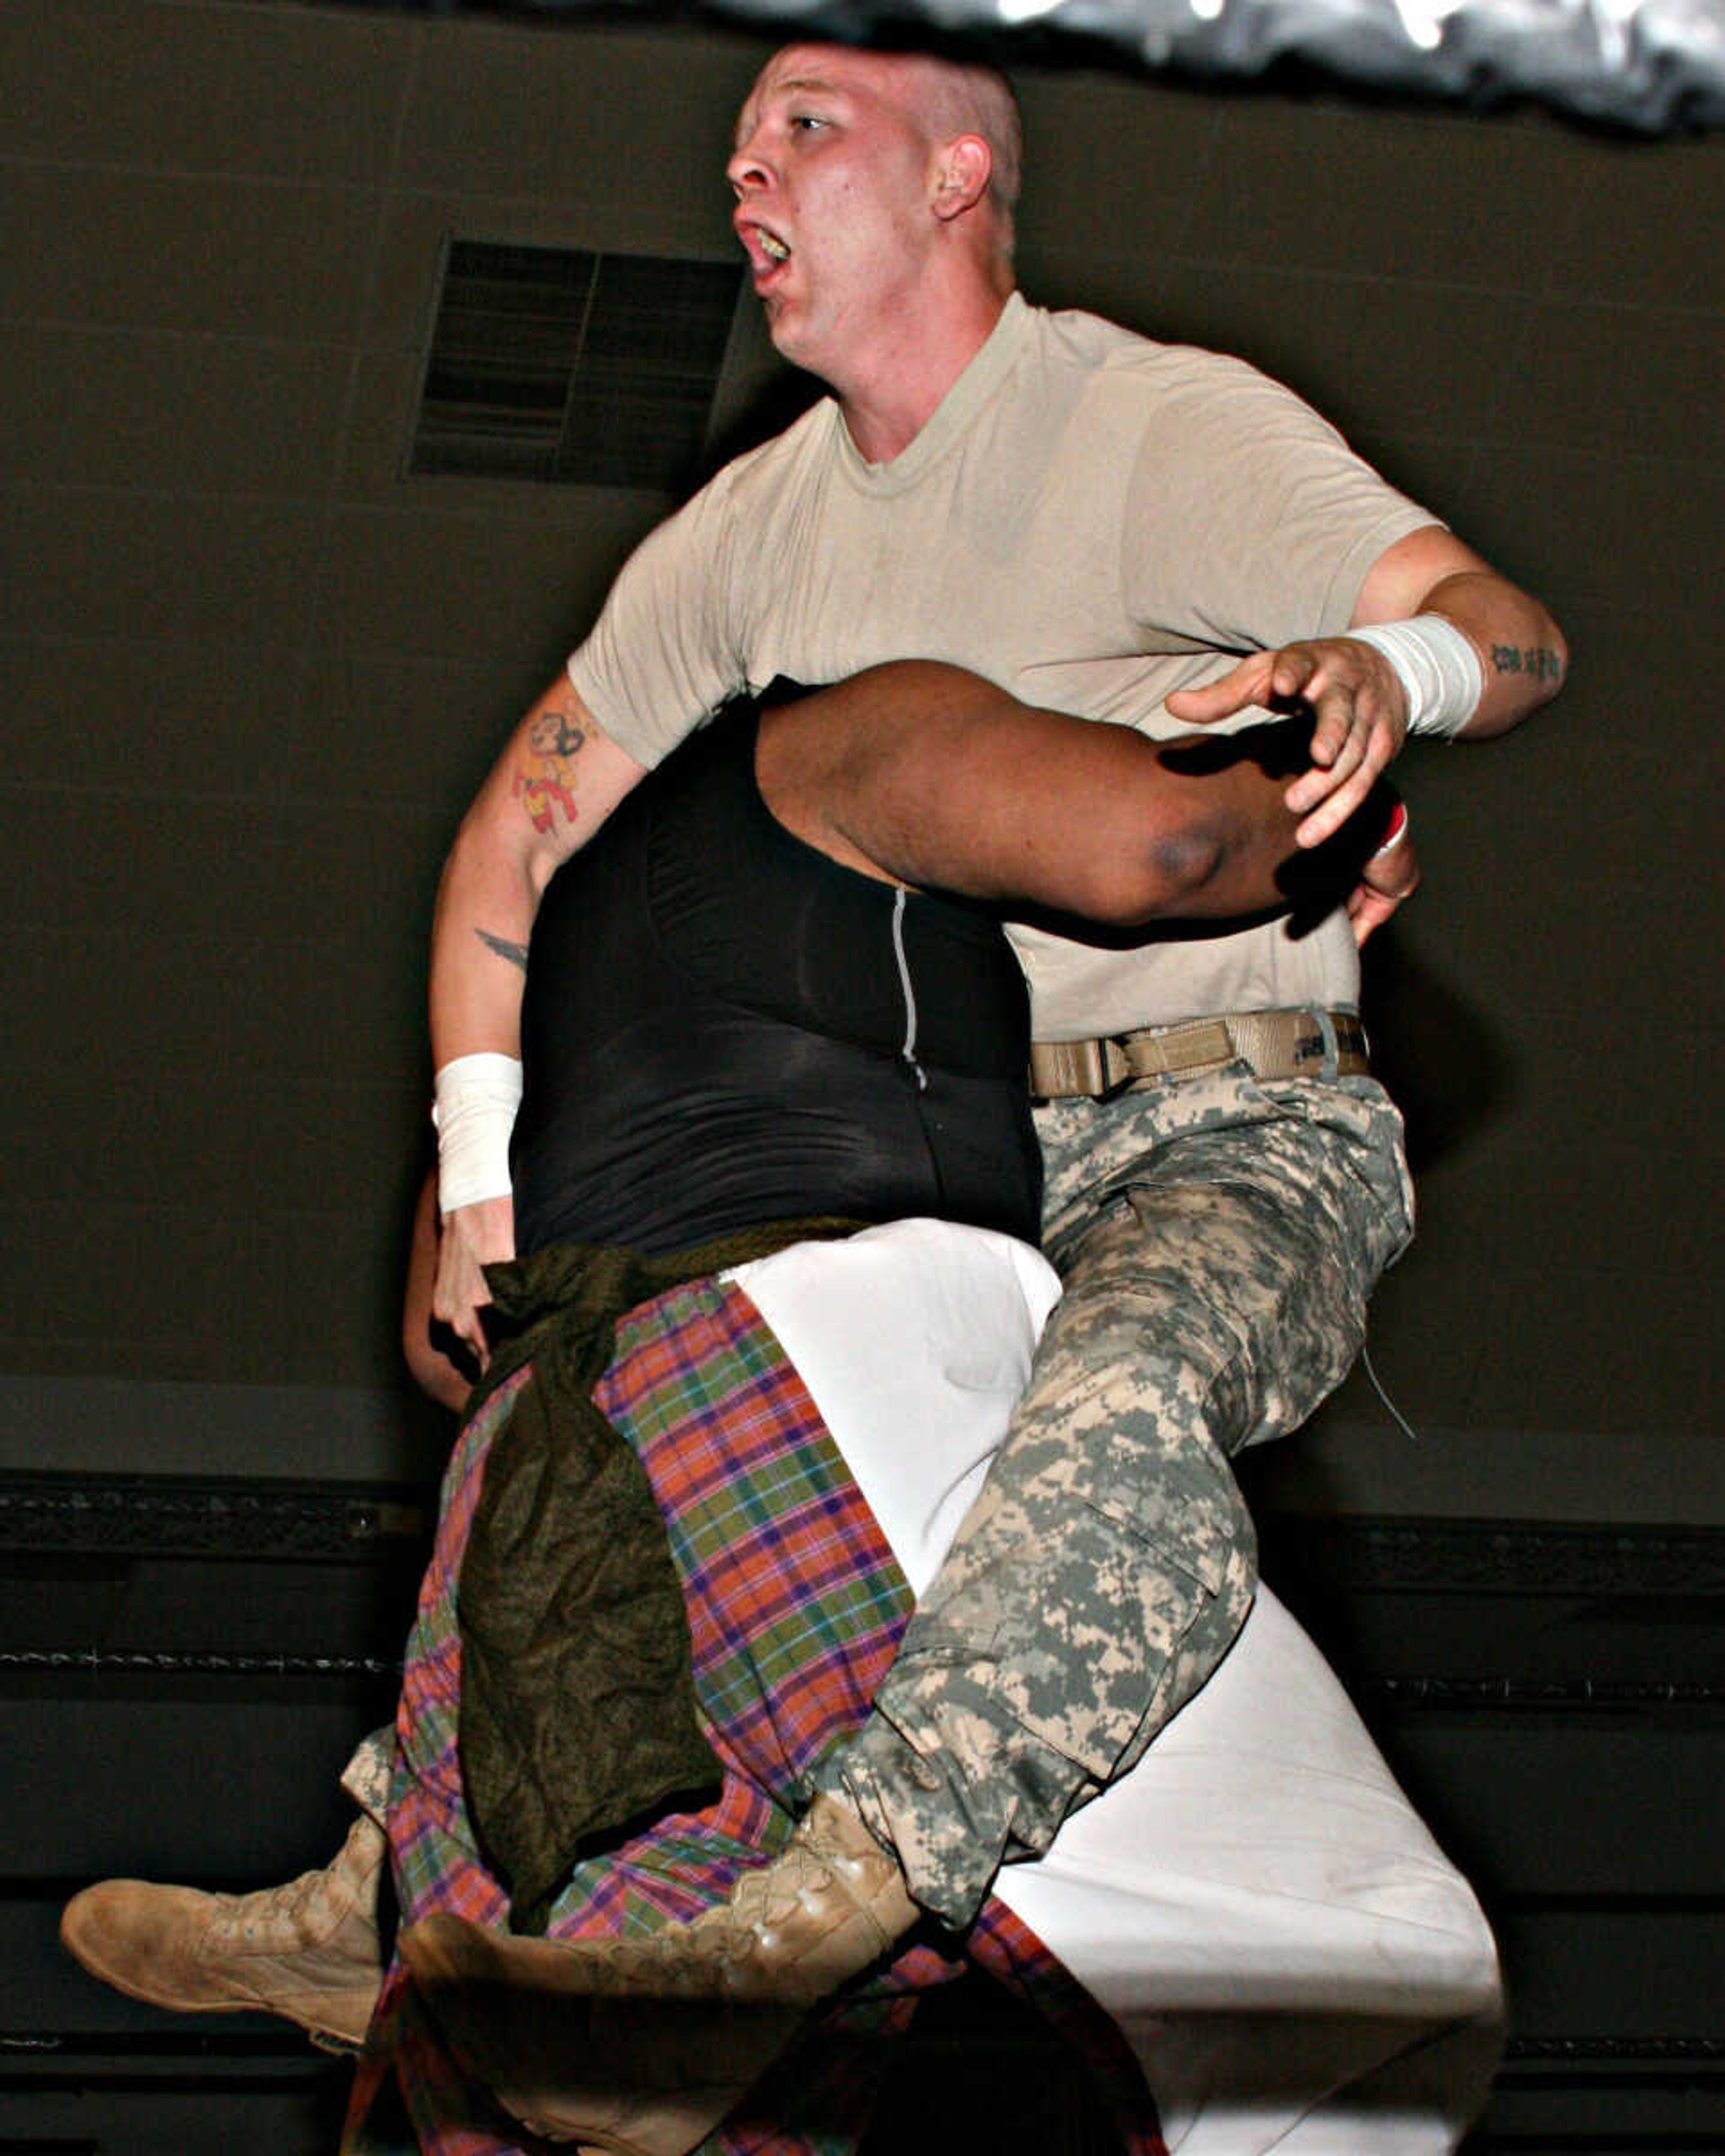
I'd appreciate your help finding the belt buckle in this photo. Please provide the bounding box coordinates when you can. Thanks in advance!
[1068,1034,1144,1103]
[1095,1047,1141,1104]
[1028,1037,1138,1102]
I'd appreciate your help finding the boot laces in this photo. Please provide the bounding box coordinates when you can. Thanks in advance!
[209,1861,338,1948]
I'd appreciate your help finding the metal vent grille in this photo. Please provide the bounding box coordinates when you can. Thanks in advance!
[412,241,743,490]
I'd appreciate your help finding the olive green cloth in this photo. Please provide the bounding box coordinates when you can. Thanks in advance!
[457,1219,858,1932]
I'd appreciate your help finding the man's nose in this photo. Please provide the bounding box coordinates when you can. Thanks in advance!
[726,138,771,197]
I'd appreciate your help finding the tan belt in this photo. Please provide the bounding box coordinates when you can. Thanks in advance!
[1029,1008,1369,1101]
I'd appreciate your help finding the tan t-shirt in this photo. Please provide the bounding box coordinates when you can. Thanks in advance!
[570,294,1436,1040]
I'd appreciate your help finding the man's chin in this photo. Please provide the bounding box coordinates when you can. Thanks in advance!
[760,295,811,360]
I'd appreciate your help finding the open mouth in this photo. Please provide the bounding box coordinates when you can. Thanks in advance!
[739,220,792,277]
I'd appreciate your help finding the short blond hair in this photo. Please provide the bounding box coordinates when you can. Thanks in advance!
[912,58,1022,207]
[898,51,1023,255]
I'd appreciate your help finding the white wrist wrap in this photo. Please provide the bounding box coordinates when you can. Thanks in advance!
[432,1052,522,1215]
[1346,615,1484,740]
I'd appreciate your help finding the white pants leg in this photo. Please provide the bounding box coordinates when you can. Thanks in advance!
[730,1221,1502,2156]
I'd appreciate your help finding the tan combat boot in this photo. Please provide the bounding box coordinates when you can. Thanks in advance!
[402,1794,918,2152]
[60,1813,385,2052]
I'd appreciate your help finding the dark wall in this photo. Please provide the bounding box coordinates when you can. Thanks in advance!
[3,2,1716,1517]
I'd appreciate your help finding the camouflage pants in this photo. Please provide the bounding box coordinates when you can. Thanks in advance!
[820,1062,1414,1928]
[341,1727,395,1829]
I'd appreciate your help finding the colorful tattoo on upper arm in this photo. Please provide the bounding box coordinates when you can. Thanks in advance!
[512,707,589,835]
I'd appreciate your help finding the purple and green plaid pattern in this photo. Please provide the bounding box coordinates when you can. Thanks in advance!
[344,1273,1163,2156]
[598,1277,917,1816]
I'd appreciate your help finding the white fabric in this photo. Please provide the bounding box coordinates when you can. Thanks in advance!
[432,1053,522,1213]
[728,1221,1502,2154]
[1345,616,1483,741]
[730,1219,1061,1593]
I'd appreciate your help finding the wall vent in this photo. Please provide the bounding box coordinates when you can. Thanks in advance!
[411,240,743,490]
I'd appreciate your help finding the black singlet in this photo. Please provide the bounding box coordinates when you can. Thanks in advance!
[511,694,1041,1258]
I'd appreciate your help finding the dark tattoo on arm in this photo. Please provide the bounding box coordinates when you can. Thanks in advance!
[475,928,529,974]
[1491,643,1565,686]
[529,711,587,759]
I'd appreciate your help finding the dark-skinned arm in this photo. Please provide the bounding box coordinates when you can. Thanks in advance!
[756,659,1395,928]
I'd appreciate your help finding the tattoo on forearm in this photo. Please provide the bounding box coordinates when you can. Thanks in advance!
[529,711,587,760]
[1491,644,1565,685]
[475,928,529,974]
[513,706,588,835]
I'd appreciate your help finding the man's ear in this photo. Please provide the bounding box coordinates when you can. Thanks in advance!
[931,134,992,221]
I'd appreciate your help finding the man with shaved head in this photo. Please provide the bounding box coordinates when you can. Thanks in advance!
[66,35,1563,2147]
[393,35,1561,2134]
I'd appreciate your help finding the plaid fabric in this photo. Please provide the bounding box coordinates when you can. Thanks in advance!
[343,1274,1163,2156]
